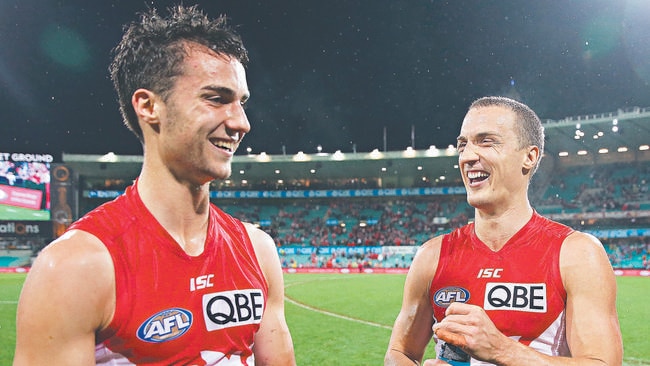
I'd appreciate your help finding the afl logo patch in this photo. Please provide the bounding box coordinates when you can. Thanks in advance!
[136,308,193,343]
[433,286,470,308]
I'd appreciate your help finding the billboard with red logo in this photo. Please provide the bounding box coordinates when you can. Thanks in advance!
[0,152,52,221]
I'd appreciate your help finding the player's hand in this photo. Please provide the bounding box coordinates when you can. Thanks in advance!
[434,327,468,348]
[432,302,512,362]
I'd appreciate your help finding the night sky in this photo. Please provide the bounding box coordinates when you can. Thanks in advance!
[1,0,649,160]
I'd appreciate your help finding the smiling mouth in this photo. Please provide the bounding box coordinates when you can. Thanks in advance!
[211,140,236,153]
[467,171,489,184]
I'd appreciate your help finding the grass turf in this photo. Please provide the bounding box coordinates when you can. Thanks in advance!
[0,273,648,365]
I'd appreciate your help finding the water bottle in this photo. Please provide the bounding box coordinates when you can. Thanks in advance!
[438,340,471,365]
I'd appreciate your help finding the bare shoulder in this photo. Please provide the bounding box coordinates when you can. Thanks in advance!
[559,230,614,290]
[242,222,281,273]
[399,235,445,297]
[557,228,623,364]
[32,229,113,280]
[559,230,610,271]
[410,235,445,277]
[416,235,444,257]
[21,229,115,329]
[15,230,116,363]
[242,222,276,253]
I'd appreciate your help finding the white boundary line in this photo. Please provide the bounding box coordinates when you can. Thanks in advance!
[623,359,650,366]
[284,296,392,330]
[284,276,392,330]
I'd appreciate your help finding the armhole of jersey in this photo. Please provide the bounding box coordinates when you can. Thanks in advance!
[95,235,126,344]
[430,234,451,299]
[554,228,574,303]
[213,206,270,297]
[238,220,270,296]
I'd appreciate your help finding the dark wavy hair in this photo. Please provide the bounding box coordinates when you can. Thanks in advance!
[109,5,249,142]
[469,96,545,176]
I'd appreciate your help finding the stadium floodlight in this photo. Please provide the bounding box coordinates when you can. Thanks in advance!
[256,152,270,162]
[99,152,118,162]
[293,151,310,162]
[403,147,416,158]
[369,149,383,159]
[425,146,440,157]
[332,150,345,161]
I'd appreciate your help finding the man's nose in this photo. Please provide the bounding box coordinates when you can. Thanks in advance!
[458,142,479,164]
[225,102,251,135]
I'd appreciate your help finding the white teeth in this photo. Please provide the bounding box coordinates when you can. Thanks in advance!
[467,171,489,179]
[214,141,235,152]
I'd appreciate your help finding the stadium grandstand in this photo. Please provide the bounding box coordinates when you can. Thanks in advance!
[2,106,649,274]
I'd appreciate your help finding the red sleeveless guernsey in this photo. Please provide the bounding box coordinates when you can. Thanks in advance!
[69,184,268,365]
[430,212,573,364]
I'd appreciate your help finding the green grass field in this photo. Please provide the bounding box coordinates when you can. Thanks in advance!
[0,205,49,221]
[1,273,648,365]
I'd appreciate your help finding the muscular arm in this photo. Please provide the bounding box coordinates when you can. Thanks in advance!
[385,238,442,365]
[432,232,623,366]
[13,230,114,366]
[558,232,623,365]
[245,224,296,366]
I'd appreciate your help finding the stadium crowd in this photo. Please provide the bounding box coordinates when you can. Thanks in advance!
[538,162,650,213]
[74,161,650,270]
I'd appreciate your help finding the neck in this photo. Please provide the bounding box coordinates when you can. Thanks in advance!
[473,204,534,251]
[136,166,212,256]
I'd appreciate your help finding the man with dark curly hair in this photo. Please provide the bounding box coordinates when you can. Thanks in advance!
[14,5,295,365]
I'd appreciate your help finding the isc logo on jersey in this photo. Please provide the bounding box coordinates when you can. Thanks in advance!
[203,289,264,331]
[137,308,193,343]
[484,282,547,312]
[433,286,470,308]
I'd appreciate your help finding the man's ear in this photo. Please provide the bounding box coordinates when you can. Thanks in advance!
[131,88,160,126]
[522,145,540,175]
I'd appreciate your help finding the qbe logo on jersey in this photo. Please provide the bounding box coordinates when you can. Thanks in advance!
[484,282,547,313]
[203,289,264,331]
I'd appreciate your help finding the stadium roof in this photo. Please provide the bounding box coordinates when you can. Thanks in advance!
[62,106,650,185]
[542,106,650,156]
